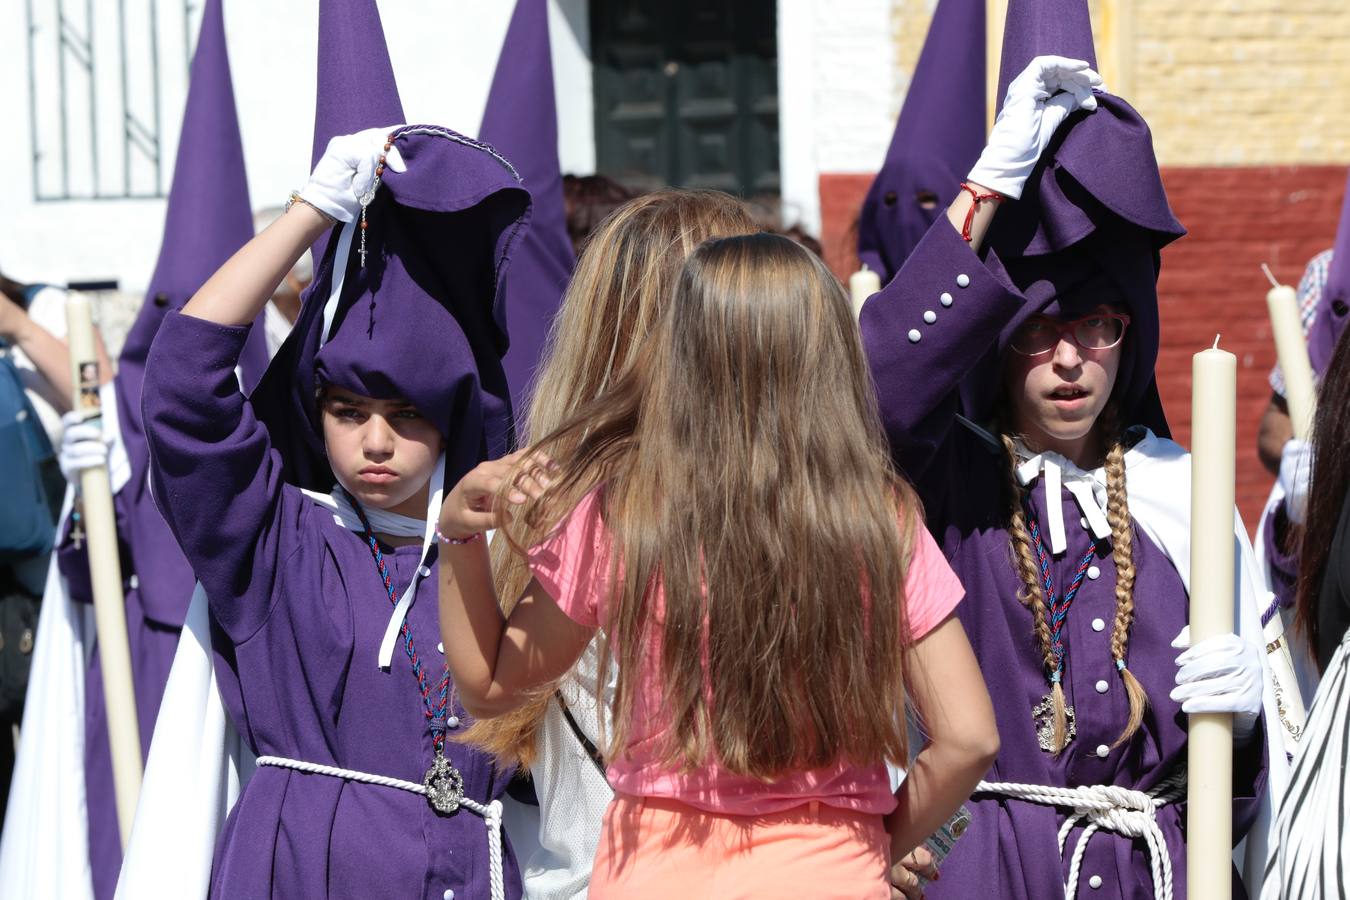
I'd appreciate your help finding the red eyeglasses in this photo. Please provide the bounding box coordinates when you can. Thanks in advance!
[1009,313,1132,356]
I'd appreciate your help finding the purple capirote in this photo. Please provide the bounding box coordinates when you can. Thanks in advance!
[857,0,986,284]
[480,0,576,425]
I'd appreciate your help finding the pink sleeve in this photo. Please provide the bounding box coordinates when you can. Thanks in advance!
[902,522,965,641]
[526,490,612,629]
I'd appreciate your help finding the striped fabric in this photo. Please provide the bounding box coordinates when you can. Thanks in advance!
[1262,625,1350,898]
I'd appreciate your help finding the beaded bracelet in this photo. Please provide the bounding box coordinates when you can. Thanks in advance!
[434,525,483,546]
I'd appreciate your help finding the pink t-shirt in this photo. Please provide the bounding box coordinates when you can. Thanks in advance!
[527,490,965,816]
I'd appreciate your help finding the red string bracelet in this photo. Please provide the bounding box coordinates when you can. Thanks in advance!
[958,182,1005,242]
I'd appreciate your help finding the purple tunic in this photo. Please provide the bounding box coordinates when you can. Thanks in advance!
[142,311,521,900]
[861,222,1266,900]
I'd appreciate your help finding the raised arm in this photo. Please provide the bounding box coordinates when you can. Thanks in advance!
[859,57,1102,483]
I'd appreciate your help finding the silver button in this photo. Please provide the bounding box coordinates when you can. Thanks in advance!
[1092,617,1105,632]
[1087,565,1100,580]
[419,565,432,578]
[437,641,444,653]
[1089,875,1103,889]
[907,329,922,343]
[956,273,971,288]
[447,715,460,729]
[129,574,140,590]
[923,310,937,324]
[1095,744,1109,758]
[939,291,954,307]
[1095,680,1109,694]
[444,890,456,900]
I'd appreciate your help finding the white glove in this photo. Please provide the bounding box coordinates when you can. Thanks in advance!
[58,409,109,482]
[967,56,1104,200]
[1278,438,1312,525]
[299,125,408,224]
[1170,627,1263,743]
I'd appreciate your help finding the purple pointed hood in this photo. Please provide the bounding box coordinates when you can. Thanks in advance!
[116,0,253,625]
[480,0,575,419]
[248,0,531,493]
[1309,171,1350,375]
[858,0,985,283]
[966,0,1184,438]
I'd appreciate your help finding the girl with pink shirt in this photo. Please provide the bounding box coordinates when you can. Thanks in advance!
[437,232,999,898]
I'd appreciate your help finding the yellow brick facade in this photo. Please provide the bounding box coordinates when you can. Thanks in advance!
[891,0,1350,166]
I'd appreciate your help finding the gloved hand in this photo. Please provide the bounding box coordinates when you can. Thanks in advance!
[59,409,110,482]
[299,125,408,224]
[1171,627,1263,743]
[1278,438,1312,525]
[967,56,1104,200]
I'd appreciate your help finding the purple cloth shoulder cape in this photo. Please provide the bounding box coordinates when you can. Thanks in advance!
[860,221,1266,900]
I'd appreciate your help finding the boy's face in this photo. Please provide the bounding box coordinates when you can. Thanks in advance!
[320,387,442,518]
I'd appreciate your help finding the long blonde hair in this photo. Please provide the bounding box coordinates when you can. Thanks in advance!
[508,233,919,778]
[461,190,760,766]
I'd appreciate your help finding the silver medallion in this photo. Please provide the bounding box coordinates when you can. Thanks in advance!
[1032,694,1076,752]
[423,749,465,815]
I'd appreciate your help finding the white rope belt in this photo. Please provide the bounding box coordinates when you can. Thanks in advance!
[255,755,506,900]
[975,772,1186,900]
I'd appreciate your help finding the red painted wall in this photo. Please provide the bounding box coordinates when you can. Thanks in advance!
[819,166,1348,530]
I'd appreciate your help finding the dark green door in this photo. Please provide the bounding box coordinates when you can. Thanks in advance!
[591,0,779,197]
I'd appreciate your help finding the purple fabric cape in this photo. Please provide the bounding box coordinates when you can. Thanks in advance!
[480,0,576,423]
[71,0,256,894]
[857,0,985,283]
[1308,170,1350,374]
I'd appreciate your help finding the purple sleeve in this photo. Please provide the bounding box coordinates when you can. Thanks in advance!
[858,219,1025,484]
[1262,502,1299,608]
[140,310,292,642]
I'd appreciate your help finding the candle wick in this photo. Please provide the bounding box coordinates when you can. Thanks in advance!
[1260,263,1280,289]
[1213,334,1221,350]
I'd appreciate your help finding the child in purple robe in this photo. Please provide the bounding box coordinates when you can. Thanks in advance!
[859,55,1277,899]
[140,125,530,900]
[435,232,1001,898]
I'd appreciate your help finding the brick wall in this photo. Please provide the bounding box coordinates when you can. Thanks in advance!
[819,165,1348,531]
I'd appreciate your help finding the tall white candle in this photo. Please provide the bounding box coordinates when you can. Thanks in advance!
[849,264,882,319]
[1264,274,1317,440]
[1187,338,1235,900]
[65,293,142,844]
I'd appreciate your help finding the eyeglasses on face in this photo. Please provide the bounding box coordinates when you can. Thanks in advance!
[1009,312,1132,356]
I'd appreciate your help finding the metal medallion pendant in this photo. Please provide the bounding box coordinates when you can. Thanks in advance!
[1032,694,1077,752]
[423,748,465,815]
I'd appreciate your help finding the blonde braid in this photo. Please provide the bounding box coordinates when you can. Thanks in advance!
[1101,406,1148,747]
[1001,433,1071,752]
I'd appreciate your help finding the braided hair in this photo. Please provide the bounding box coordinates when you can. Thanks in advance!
[1001,403,1147,753]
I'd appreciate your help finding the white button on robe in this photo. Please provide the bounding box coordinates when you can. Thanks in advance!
[908,329,922,343]
[1095,744,1109,758]
[1092,618,1105,632]
[923,310,937,324]
[1089,875,1103,889]
[1087,565,1101,580]
[956,273,971,287]
[1095,680,1109,694]
[940,291,954,307]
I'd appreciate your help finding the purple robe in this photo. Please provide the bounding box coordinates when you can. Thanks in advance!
[141,311,522,900]
[55,1,257,894]
[860,221,1266,899]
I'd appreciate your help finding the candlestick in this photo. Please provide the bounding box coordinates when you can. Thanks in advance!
[1187,337,1235,900]
[65,293,142,844]
[1262,265,1316,440]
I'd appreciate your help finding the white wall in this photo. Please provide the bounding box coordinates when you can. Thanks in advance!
[2,0,895,293]
[0,0,585,294]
